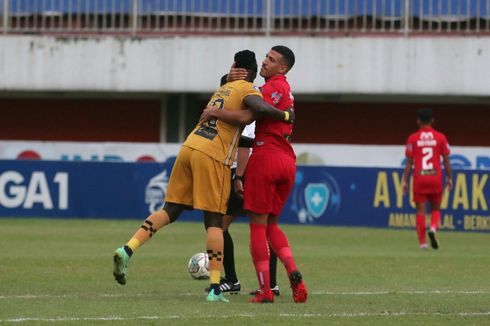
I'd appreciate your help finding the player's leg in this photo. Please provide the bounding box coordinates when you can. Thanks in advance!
[188,151,230,302]
[204,213,240,294]
[427,194,442,249]
[221,170,242,289]
[221,214,240,289]
[113,146,193,285]
[249,212,274,303]
[267,215,307,303]
[414,193,428,249]
[269,246,280,295]
[113,203,185,285]
[204,211,229,303]
[243,152,277,303]
[250,244,280,296]
[266,155,307,303]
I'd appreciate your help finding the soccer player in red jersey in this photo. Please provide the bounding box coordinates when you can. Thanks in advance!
[201,46,307,303]
[402,108,453,250]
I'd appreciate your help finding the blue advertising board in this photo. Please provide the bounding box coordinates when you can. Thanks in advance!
[0,160,489,232]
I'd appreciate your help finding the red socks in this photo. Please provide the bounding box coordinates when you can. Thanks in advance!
[250,224,270,292]
[267,223,297,274]
[416,214,427,245]
[431,210,441,231]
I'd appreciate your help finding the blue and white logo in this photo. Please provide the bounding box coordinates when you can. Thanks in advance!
[304,183,329,218]
[145,170,169,213]
[290,170,341,224]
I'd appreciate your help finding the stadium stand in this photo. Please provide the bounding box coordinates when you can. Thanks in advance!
[1,0,490,34]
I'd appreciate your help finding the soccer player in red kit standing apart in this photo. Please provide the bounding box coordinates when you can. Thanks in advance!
[402,108,453,250]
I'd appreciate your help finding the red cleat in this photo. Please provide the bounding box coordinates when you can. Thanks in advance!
[249,289,274,303]
[289,270,308,303]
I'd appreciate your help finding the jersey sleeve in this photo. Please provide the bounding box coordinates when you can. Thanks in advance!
[405,136,414,158]
[238,81,262,102]
[440,134,450,156]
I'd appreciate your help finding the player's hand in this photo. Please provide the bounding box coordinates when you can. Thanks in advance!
[401,180,408,195]
[284,107,295,124]
[227,62,248,82]
[446,178,453,191]
[199,105,218,123]
[233,179,244,198]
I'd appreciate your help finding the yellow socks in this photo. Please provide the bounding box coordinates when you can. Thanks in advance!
[206,226,224,285]
[126,210,170,253]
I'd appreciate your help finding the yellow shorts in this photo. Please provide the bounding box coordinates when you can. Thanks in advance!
[165,146,231,214]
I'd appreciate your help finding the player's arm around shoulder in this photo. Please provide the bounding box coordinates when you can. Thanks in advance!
[243,94,294,123]
[199,105,256,126]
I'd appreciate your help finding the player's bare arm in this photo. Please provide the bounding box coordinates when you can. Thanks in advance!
[233,147,250,198]
[199,105,256,125]
[401,157,413,194]
[442,154,453,191]
[243,94,295,123]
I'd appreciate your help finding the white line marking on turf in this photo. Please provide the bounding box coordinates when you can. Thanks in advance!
[312,290,490,295]
[2,312,490,322]
[2,290,489,300]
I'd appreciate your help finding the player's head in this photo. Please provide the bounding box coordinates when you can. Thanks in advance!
[220,74,228,86]
[234,50,258,82]
[260,45,295,79]
[417,108,434,126]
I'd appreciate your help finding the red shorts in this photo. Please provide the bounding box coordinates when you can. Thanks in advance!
[413,192,442,204]
[243,151,295,216]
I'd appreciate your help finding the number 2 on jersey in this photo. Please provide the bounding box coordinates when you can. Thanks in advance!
[422,147,434,170]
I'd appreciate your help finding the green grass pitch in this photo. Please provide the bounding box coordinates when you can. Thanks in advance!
[0,218,489,325]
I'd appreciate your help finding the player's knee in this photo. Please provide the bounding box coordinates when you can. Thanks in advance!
[163,202,184,223]
[204,212,223,229]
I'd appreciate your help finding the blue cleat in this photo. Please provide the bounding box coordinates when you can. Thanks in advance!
[206,289,230,303]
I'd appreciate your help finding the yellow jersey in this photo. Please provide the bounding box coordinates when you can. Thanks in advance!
[183,80,262,166]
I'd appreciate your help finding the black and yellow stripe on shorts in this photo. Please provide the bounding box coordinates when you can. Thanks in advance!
[207,249,223,262]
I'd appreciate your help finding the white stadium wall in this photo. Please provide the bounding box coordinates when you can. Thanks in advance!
[0,35,490,95]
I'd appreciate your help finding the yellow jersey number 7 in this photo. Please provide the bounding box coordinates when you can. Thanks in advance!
[194,97,224,141]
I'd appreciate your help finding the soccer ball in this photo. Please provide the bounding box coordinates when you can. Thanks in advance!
[188,252,210,280]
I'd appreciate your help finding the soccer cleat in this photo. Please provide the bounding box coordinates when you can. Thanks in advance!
[204,279,241,294]
[113,247,130,285]
[206,289,230,303]
[420,243,428,250]
[250,289,274,303]
[289,270,308,303]
[249,285,280,296]
[428,230,439,250]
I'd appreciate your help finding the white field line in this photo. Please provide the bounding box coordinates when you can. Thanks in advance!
[1,290,490,300]
[2,312,490,322]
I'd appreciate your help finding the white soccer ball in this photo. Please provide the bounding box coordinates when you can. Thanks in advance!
[188,252,210,280]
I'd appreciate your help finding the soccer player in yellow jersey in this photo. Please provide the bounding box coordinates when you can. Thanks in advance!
[112,50,294,302]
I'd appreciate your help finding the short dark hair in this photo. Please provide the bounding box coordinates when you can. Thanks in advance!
[220,74,228,86]
[234,50,257,82]
[272,45,295,71]
[417,108,433,124]
[234,50,257,73]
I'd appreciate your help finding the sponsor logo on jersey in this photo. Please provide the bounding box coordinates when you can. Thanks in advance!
[271,91,283,105]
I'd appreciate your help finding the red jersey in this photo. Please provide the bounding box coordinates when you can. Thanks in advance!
[254,75,295,158]
[405,126,450,194]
